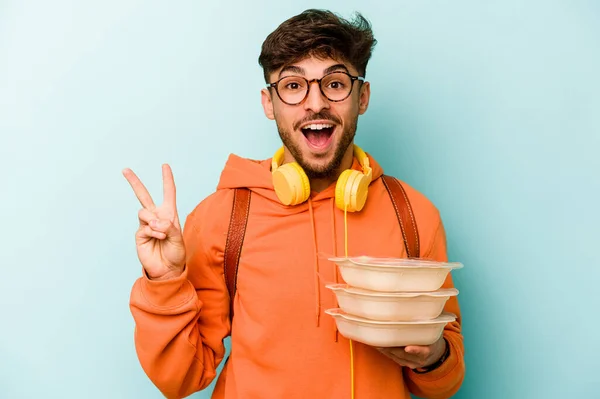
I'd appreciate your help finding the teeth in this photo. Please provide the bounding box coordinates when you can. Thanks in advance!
[304,123,333,130]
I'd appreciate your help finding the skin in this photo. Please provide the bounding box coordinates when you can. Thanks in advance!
[122,55,445,370]
[122,164,185,282]
[378,339,447,370]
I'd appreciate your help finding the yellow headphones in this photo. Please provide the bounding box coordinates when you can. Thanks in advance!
[271,144,373,212]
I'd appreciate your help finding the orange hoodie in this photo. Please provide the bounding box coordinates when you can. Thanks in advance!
[129,151,465,399]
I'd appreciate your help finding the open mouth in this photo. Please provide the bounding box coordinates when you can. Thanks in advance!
[301,123,335,150]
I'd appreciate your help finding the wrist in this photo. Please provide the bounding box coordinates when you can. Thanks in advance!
[414,337,450,374]
[146,266,185,281]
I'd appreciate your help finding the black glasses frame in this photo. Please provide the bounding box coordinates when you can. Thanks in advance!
[267,71,365,105]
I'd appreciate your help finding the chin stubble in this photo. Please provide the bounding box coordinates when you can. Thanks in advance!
[276,116,358,180]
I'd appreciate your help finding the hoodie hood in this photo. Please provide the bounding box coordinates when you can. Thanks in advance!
[216,151,385,204]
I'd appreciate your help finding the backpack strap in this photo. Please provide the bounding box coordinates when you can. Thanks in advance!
[381,175,420,258]
[224,188,251,321]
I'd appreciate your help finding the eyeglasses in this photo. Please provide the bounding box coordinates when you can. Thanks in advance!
[267,71,365,105]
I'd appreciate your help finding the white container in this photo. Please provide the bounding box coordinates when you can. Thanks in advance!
[329,256,463,292]
[325,308,456,347]
[326,284,458,322]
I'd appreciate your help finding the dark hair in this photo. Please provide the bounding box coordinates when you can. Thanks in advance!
[258,9,377,83]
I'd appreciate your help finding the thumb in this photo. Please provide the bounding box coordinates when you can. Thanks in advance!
[404,346,424,355]
[150,218,181,238]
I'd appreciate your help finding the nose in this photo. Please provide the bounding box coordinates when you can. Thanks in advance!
[303,81,329,113]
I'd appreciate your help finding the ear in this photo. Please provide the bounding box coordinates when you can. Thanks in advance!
[358,81,371,115]
[261,88,275,120]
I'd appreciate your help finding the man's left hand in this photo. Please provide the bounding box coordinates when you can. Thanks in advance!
[377,337,447,369]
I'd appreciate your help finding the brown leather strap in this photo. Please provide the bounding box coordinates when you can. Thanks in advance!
[381,175,420,258]
[224,188,251,320]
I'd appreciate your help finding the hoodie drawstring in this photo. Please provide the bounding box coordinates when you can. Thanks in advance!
[308,197,321,327]
[330,198,340,342]
[343,203,356,399]
[330,197,338,284]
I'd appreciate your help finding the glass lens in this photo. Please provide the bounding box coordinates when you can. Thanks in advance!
[321,72,352,101]
[277,76,308,104]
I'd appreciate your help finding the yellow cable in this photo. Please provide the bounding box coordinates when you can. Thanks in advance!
[344,204,355,399]
[350,339,355,399]
[344,204,348,258]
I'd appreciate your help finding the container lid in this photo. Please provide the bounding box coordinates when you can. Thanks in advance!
[326,284,459,298]
[325,308,457,325]
[329,256,464,270]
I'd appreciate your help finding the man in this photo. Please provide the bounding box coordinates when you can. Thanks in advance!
[123,9,465,399]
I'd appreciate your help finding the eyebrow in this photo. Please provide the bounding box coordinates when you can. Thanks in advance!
[323,64,350,75]
[279,65,304,78]
[278,63,351,79]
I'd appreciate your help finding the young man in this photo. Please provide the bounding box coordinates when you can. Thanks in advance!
[123,9,465,399]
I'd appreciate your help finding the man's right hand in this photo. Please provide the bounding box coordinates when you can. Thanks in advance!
[123,164,186,281]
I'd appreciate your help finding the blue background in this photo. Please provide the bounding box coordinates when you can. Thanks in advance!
[1,1,598,398]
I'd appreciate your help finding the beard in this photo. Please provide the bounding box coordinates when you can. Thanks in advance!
[276,111,358,180]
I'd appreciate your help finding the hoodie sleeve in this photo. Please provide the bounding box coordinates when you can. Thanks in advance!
[129,194,231,399]
[403,216,466,399]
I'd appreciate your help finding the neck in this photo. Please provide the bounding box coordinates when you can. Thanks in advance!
[309,145,355,193]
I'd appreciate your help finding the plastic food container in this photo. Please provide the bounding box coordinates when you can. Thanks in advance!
[329,256,463,292]
[325,308,456,347]
[326,284,458,321]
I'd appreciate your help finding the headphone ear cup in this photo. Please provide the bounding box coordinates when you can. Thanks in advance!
[335,170,354,211]
[272,162,310,205]
[350,172,370,212]
[335,170,370,212]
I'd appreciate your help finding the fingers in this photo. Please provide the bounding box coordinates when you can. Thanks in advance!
[404,346,430,357]
[148,218,175,234]
[123,168,156,210]
[378,347,429,369]
[138,208,181,235]
[378,339,446,370]
[378,348,419,369]
[138,208,156,226]
[147,218,180,239]
[137,209,178,241]
[138,225,167,240]
[162,164,177,212]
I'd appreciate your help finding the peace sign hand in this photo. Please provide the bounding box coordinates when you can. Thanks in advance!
[123,164,186,281]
